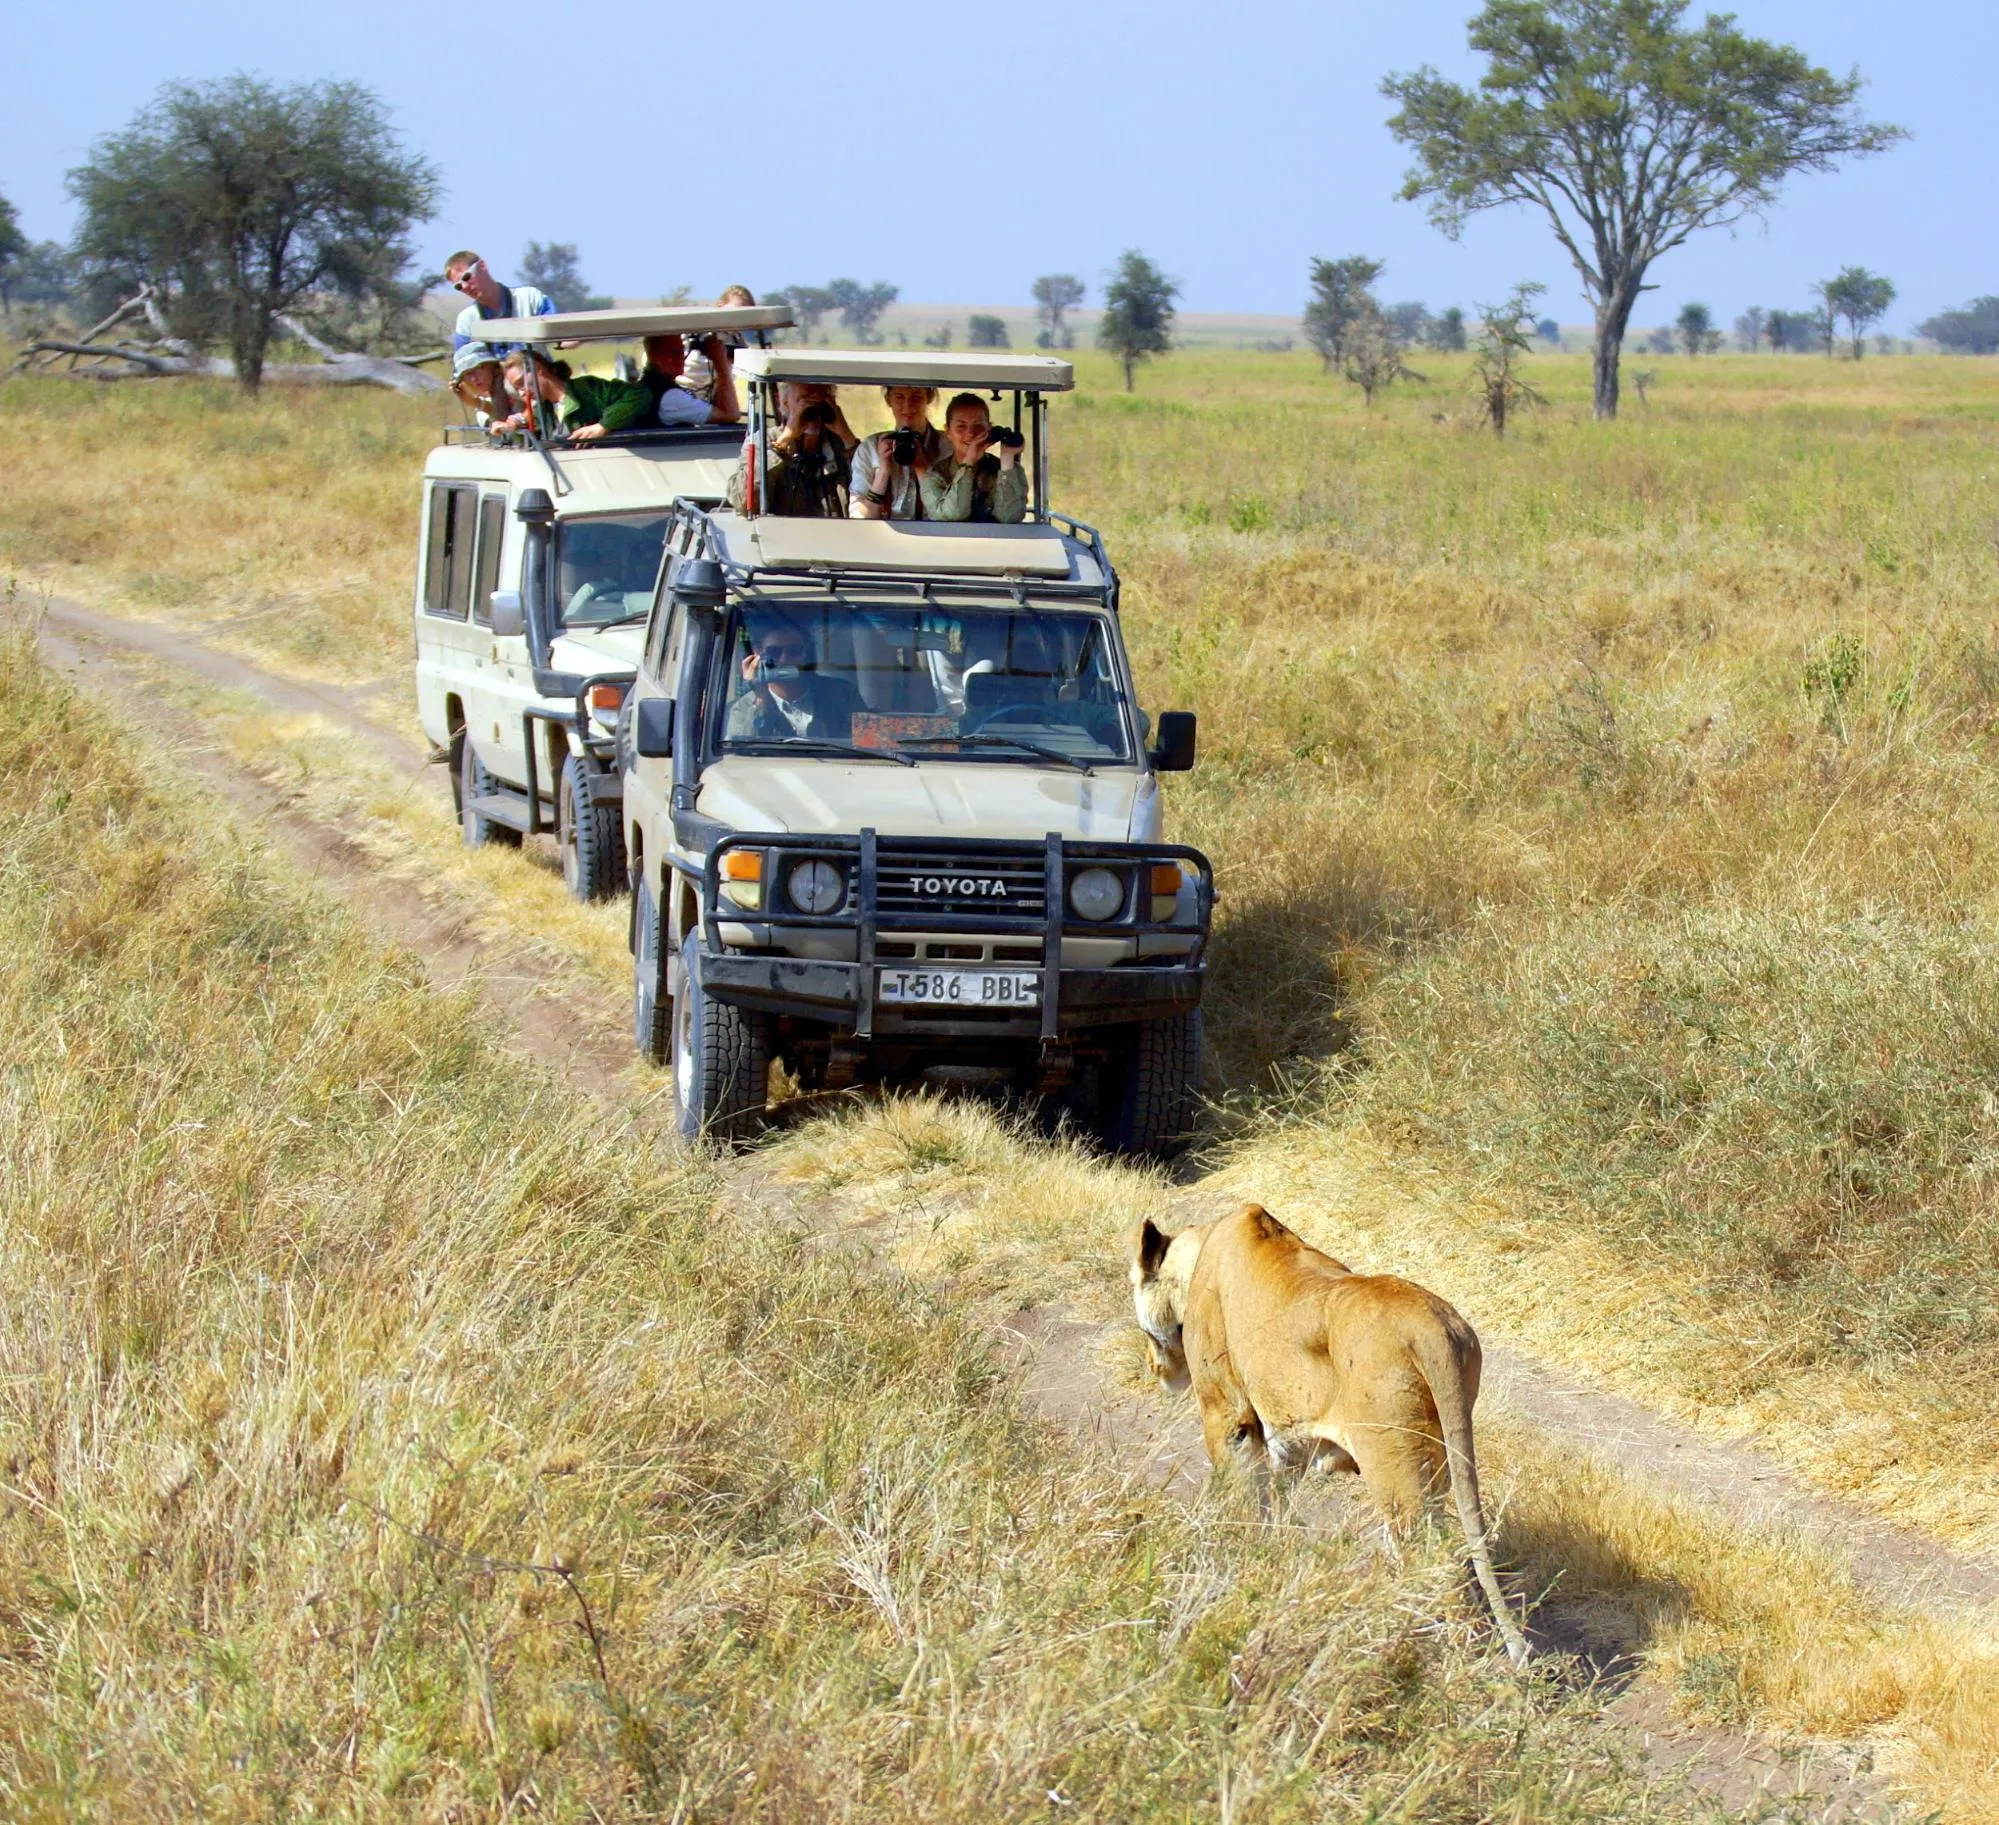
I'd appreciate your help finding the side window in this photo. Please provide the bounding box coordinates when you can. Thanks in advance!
[644,598,681,682]
[422,483,477,620]
[470,494,507,627]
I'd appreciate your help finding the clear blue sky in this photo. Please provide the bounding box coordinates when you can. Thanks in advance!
[3,0,1987,331]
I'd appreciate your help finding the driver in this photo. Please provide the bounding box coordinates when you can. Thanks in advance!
[725,611,860,741]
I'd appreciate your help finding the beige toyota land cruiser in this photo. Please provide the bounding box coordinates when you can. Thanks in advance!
[620,350,1212,1156]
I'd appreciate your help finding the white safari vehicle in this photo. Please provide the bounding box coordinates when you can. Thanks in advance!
[412,303,791,899]
[621,349,1212,1155]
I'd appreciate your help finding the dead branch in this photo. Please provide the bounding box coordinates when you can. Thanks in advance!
[13,288,445,394]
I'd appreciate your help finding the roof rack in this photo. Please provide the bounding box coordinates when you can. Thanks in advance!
[734,347,1074,391]
[664,500,1119,613]
[468,303,795,344]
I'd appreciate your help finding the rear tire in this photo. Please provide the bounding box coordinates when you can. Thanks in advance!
[1098,1009,1204,1159]
[456,731,520,850]
[558,756,625,902]
[633,873,670,1065]
[671,931,773,1145]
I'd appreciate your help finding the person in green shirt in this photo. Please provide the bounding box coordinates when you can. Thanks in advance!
[498,350,654,442]
[918,392,1028,523]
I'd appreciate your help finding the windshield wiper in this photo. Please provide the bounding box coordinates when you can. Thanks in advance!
[901,735,1094,774]
[732,739,917,767]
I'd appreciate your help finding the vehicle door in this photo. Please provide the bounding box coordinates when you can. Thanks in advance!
[623,546,688,903]
[416,481,508,763]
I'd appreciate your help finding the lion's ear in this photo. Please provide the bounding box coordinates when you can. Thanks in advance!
[1135,1217,1171,1279]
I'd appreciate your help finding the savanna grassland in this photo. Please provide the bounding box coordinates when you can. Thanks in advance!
[6,344,1999,1814]
[0,618,1705,1817]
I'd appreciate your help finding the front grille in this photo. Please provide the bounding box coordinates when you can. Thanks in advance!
[875,848,1046,920]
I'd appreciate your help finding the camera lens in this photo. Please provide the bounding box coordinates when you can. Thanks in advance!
[892,429,918,464]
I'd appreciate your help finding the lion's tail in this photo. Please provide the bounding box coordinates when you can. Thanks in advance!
[1418,1327,1531,1669]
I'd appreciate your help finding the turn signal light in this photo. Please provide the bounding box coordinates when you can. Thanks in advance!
[719,849,763,910]
[1150,862,1184,922]
[588,681,629,715]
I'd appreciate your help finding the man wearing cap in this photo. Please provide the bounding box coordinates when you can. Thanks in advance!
[445,250,555,420]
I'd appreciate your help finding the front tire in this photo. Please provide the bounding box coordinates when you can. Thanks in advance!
[633,873,670,1065]
[558,756,625,901]
[456,731,520,850]
[1098,1009,1204,1159]
[671,931,773,1144]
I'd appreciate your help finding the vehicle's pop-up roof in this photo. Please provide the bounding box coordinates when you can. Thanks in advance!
[469,303,796,344]
[734,348,1074,391]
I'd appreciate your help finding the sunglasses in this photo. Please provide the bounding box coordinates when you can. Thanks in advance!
[450,261,485,291]
[757,643,807,665]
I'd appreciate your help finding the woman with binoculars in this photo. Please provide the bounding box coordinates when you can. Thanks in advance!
[918,392,1028,524]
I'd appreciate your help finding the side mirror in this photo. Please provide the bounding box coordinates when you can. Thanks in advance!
[488,590,525,639]
[1149,710,1197,773]
[634,695,675,759]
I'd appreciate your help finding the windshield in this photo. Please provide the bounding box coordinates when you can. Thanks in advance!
[715,602,1135,767]
[556,513,669,629]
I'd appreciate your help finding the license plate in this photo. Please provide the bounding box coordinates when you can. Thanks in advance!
[877,967,1040,1007]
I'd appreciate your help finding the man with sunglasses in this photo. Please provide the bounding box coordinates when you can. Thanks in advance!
[444,250,555,420]
[724,613,859,742]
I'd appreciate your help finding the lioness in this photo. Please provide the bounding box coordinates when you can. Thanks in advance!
[1131,1203,1530,1666]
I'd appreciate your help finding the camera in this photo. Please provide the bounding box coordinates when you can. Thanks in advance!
[984,425,1025,450]
[891,427,920,465]
[799,402,835,427]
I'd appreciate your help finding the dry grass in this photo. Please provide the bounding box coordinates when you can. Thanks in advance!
[9,346,1999,1807]
[773,1091,1999,1823]
[0,627,1704,1819]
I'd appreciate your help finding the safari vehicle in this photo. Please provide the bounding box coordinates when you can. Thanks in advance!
[411,303,791,900]
[621,348,1212,1156]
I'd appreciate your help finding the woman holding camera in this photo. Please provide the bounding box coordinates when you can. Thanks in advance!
[851,385,942,520]
[918,393,1028,524]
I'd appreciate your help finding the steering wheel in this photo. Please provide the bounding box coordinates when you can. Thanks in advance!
[964,701,1050,735]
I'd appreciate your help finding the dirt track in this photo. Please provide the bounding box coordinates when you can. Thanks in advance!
[38,591,1988,1822]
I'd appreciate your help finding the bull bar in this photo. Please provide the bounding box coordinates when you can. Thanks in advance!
[696,831,1213,1041]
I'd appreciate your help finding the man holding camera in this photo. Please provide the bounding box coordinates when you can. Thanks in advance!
[850,386,942,520]
[725,612,859,741]
[726,382,853,517]
[919,392,1028,523]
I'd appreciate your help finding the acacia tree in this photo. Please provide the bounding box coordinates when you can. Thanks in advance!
[69,75,438,391]
[1031,273,1084,348]
[828,278,899,343]
[1734,305,1767,352]
[1303,255,1385,370]
[1676,301,1718,355]
[1468,282,1548,435]
[1340,309,1425,406]
[519,241,610,312]
[1098,250,1177,391]
[1817,266,1895,358]
[1383,0,1903,419]
[0,193,25,308]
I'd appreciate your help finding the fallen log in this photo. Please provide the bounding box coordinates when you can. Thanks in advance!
[13,288,446,394]
[14,337,445,392]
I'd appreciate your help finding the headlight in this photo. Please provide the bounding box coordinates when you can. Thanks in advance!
[787,857,845,915]
[1068,866,1123,922]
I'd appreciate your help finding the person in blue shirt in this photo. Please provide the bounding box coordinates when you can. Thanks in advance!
[444,249,555,420]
